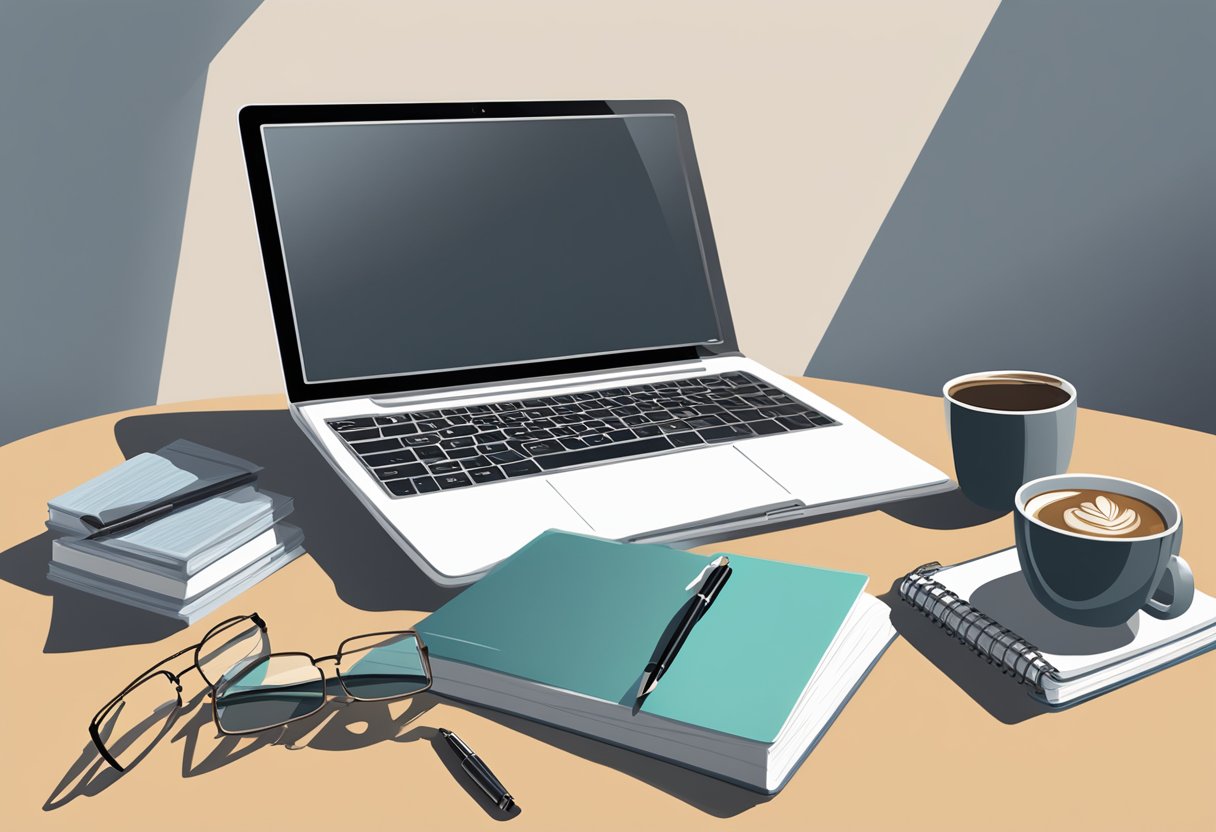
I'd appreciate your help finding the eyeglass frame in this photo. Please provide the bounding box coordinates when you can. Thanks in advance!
[88,612,432,771]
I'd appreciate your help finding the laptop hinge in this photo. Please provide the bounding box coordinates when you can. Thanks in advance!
[367,360,712,408]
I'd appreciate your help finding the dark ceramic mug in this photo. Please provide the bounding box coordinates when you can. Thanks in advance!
[944,371,1077,511]
[1014,474,1194,627]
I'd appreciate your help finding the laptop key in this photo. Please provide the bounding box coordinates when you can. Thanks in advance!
[478,430,507,443]
[534,436,674,471]
[669,431,705,447]
[633,425,662,437]
[416,419,450,432]
[446,447,479,459]
[559,437,587,450]
[341,428,381,442]
[427,461,463,475]
[384,479,417,497]
[377,463,428,480]
[487,450,526,464]
[436,473,472,489]
[439,425,478,439]
[810,415,837,426]
[415,446,447,462]
[412,476,440,494]
[522,440,564,456]
[381,423,419,437]
[478,442,508,455]
[698,424,755,442]
[778,415,815,430]
[685,415,725,429]
[440,437,475,449]
[413,410,442,420]
[403,434,440,446]
[607,429,636,442]
[583,434,610,446]
[746,419,787,436]
[501,460,542,477]
[352,438,403,455]
[361,449,418,467]
[469,466,506,483]
[331,418,376,431]
[460,455,493,470]
[375,414,412,426]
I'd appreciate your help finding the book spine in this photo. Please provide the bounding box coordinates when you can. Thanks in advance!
[898,562,1060,691]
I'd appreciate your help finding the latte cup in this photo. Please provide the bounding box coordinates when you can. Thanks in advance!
[1014,474,1195,627]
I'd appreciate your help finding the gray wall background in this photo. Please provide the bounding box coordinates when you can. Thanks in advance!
[808,1,1216,435]
[0,0,262,446]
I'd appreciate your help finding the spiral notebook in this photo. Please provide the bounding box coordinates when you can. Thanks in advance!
[899,548,1216,706]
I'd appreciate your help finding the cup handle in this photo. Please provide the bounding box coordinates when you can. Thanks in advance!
[1144,555,1195,620]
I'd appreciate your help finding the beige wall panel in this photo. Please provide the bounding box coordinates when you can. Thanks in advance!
[158,0,997,403]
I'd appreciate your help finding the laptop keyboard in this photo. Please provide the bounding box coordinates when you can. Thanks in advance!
[327,372,838,498]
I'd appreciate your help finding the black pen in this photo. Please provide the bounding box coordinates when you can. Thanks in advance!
[635,555,732,705]
[81,472,258,540]
[439,728,516,812]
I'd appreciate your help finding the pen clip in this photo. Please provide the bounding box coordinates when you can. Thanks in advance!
[685,555,728,591]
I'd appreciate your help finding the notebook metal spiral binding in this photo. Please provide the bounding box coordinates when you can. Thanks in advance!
[899,562,1060,691]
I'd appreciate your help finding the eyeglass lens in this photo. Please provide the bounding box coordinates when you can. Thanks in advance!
[93,673,180,771]
[215,654,327,733]
[213,632,428,733]
[197,617,270,688]
[338,633,429,700]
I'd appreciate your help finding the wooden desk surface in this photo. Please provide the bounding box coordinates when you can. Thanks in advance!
[2,379,1213,830]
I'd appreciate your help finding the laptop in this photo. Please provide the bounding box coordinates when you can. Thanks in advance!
[239,100,951,586]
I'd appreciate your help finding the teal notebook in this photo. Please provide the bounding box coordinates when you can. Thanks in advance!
[417,530,871,744]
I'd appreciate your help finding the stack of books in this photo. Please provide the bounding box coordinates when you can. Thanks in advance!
[46,440,305,624]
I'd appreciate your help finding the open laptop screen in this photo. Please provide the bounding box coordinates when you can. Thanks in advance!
[261,114,723,384]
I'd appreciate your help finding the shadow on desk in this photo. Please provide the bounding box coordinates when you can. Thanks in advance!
[878,577,1054,725]
[0,530,188,652]
[45,686,439,812]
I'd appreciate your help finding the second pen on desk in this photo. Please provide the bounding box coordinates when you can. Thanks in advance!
[439,728,516,812]
[634,555,732,707]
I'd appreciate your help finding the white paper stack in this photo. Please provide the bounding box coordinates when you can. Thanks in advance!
[46,441,305,623]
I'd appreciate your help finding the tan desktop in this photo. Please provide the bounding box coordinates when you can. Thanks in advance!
[2,377,1212,830]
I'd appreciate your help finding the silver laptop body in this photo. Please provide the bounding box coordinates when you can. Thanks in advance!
[240,100,951,586]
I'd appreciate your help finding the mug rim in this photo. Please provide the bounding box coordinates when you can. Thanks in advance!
[943,370,1076,416]
[1015,473,1181,542]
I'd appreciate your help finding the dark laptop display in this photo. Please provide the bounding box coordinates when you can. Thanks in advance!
[260,113,722,384]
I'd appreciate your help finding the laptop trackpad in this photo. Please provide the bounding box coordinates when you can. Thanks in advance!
[547,446,792,540]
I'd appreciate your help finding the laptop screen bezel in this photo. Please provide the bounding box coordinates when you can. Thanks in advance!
[239,100,739,404]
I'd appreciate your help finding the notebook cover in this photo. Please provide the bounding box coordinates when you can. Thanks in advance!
[416,530,868,743]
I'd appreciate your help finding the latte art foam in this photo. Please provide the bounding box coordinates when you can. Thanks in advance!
[1025,488,1168,539]
[1062,495,1140,536]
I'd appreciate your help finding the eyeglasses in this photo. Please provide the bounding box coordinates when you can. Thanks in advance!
[89,612,432,772]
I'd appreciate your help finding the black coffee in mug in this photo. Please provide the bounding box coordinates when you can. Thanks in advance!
[948,378,1072,412]
[943,371,1077,511]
